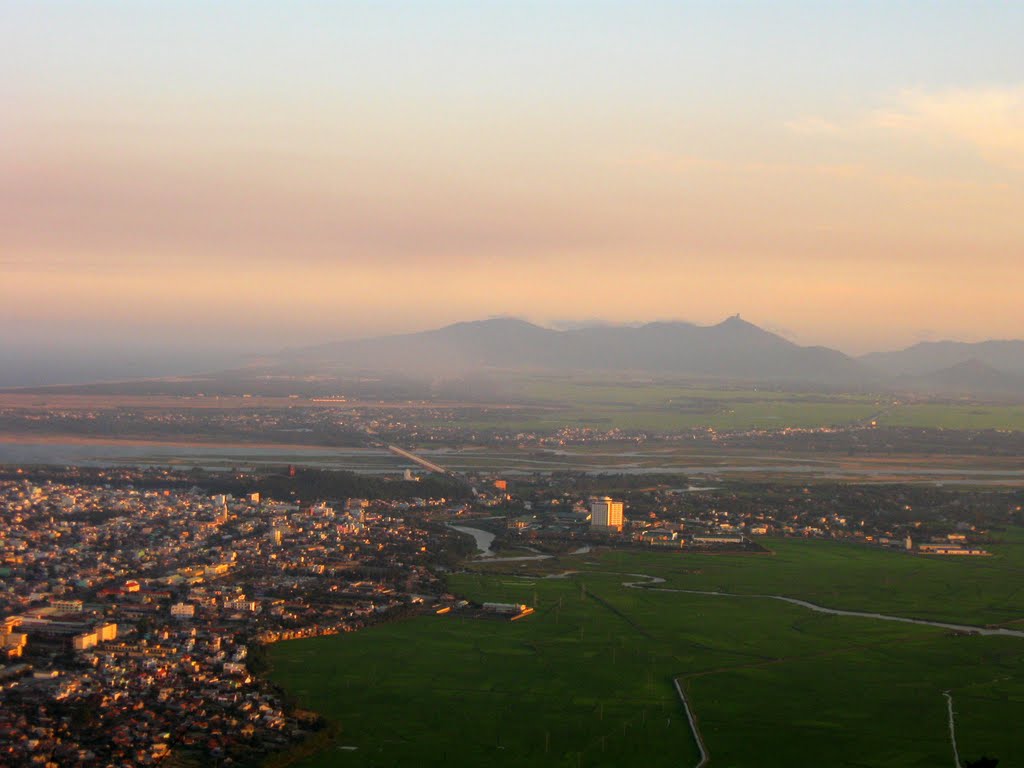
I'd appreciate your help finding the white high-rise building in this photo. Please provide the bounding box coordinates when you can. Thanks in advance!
[590,497,624,532]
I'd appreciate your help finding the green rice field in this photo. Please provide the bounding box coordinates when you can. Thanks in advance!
[439,378,1024,432]
[455,379,887,432]
[267,530,1024,767]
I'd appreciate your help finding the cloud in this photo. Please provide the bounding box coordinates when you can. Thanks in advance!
[871,87,1024,170]
[788,86,1024,172]
[783,116,843,136]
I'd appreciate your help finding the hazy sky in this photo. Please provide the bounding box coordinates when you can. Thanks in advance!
[3,1,1024,369]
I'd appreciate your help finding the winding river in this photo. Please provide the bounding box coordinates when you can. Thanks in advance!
[447,524,496,557]
[621,573,1024,638]
[448,524,591,561]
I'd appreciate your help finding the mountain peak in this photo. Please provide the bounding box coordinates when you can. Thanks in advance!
[714,314,759,331]
[710,314,782,341]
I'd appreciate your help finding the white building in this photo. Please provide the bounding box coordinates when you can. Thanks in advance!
[225,597,258,612]
[590,497,624,532]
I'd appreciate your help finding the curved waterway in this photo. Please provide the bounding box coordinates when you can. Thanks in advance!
[622,574,1024,638]
[447,524,496,557]
[448,524,591,561]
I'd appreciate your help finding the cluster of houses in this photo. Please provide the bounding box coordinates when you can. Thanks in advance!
[0,475,460,765]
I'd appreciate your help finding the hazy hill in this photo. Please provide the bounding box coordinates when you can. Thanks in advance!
[279,315,872,386]
[862,340,1024,377]
[9,318,1024,397]
[893,359,1024,396]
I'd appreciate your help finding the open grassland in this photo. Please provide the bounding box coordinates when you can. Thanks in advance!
[503,379,879,406]
[450,378,888,432]
[268,532,1024,767]
[455,377,1024,432]
[451,401,879,432]
[599,528,1024,628]
[877,403,1024,431]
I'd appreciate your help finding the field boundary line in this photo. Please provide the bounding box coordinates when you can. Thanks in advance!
[584,589,654,639]
[673,676,709,768]
[943,690,961,768]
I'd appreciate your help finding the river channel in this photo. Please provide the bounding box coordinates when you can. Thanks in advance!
[447,524,496,557]
[620,575,1024,638]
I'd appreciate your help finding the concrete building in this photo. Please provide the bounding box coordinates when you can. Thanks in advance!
[72,631,98,651]
[1,617,28,659]
[50,599,84,615]
[482,603,532,620]
[590,497,624,532]
[917,544,990,556]
[691,534,744,545]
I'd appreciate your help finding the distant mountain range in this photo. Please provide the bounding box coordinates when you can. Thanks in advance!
[277,316,862,384]
[270,316,1024,395]
[891,359,1024,396]
[7,317,1024,396]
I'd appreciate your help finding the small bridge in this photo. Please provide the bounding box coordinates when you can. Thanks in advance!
[387,444,452,476]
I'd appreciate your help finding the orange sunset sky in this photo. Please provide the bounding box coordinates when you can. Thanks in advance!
[3,2,1023,373]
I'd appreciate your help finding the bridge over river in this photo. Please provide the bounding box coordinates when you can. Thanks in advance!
[386,444,455,477]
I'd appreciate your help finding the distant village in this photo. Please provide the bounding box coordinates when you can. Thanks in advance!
[6,402,1024,458]
[462,478,1004,558]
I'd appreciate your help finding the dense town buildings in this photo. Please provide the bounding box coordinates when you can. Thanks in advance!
[0,472,465,766]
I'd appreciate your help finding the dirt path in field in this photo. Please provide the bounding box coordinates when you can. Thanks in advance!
[614,571,1022,767]
[943,691,962,768]
[673,677,709,768]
